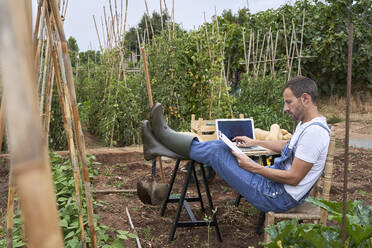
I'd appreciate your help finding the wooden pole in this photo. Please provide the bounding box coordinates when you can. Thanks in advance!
[298,9,306,76]
[144,0,157,46]
[51,44,87,246]
[172,0,175,39]
[247,30,252,76]
[0,96,6,152]
[141,47,153,107]
[242,28,248,72]
[47,0,98,246]
[342,21,353,244]
[140,47,166,183]
[159,0,164,32]
[6,169,15,248]
[0,1,64,246]
[93,15,103,51]
[163,0,171,41]
[282,15,290,74]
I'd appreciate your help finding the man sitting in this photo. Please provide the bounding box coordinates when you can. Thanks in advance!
[140,76,330,212]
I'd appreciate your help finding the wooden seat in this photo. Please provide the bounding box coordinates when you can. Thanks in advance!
[263,126,336,243]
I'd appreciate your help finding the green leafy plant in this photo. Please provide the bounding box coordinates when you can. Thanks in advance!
[2,152,137,247]
[261,197,372,248]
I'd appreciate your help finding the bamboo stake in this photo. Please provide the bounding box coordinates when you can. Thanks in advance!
[159,0,164,32]
[263,34,269,78]
[6,169,14,248]
[163,0,171,41]
[144,13,151,45]
[63,83,87,247]
[101,16,107,49]
[47,0,98,246]
[203,12,213,64]
[108,0,118,47]
[342,21,353,244]
[242,28,248,72]
[282,15,290,74]
[33,0,45,49]
[0,1,64,246]
[39,38,51,115]
[243,55,316,64]
[172,0,175,39]
[270,28,274,76]
[144,0,157,46]
[52,48,87,246]
[247,30,252,76]
[254,31,260,78]
[272,30,279,77]
[47,6,87,244]
[93,15,103,51]
[43,66,54,146]
[140,47,166,183]
[256,33,266,78]
[220,32,233,118]
[298,9,306,76]
[0,96,6,153]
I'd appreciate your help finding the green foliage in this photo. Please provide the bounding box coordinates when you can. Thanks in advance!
[235,75,293,131]
[261,197,372,248]
[2,152,137,247]
[48,82,68,151]
[70,0,371,147]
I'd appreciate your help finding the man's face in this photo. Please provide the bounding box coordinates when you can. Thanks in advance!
[283,88,305,121]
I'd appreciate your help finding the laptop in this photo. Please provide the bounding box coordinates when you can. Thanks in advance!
[215,118,267,151]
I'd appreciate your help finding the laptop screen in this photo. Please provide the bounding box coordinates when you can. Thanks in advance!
[215,119,255,141]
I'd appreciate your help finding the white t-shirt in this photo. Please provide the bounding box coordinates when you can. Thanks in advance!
[283,116,330,201]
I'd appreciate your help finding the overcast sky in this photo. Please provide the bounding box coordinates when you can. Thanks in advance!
[32,0,291,51]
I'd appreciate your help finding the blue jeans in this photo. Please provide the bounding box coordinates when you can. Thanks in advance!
[189,140,299,213]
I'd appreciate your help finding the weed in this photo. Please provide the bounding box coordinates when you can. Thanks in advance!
[113,180,124,188]
[220,185,229,193]
[203,207,217,247]
[117,163,128,172]
[104,167,114,176]
[193,234,200,244]
[328,115,343,124]
[141,226,153,241]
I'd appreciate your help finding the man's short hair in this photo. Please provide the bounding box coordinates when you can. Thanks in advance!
[282,76,318,104]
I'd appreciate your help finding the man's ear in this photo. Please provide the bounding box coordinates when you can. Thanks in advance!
[301,93,312,104]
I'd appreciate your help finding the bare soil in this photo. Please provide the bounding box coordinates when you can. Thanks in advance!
[0,121,371,247]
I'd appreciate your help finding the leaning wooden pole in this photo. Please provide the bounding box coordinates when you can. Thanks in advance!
[6,169,15,248]
[140,47,166,183]
[47,0,98,246]
[0,1,64,247]
[342,21,353,244]
[0,96,6,152]
[52,45,87,246]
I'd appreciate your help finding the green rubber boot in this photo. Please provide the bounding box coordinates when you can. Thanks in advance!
[141,120,185,161]
[150,103,197,159]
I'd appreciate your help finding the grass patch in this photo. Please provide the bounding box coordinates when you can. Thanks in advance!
[328,115,343,124]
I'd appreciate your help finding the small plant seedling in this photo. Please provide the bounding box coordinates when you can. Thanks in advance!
[113,180,124,188]
[141,226,153,241]
[220,185,229,193]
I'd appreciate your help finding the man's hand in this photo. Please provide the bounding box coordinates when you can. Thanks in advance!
[232,151,261,172]
[232,136,256,147]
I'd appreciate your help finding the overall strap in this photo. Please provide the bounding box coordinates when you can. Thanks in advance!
[292,122,330,148]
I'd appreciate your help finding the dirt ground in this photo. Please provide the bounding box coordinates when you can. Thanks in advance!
[0,120,371,247]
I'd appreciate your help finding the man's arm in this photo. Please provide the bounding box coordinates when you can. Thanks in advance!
[233,136,287,153]
[232,152,313,186]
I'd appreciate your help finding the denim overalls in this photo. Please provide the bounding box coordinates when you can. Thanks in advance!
[189,122,330,213]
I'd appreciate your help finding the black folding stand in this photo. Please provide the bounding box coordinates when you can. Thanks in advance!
[158,159,222,243]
